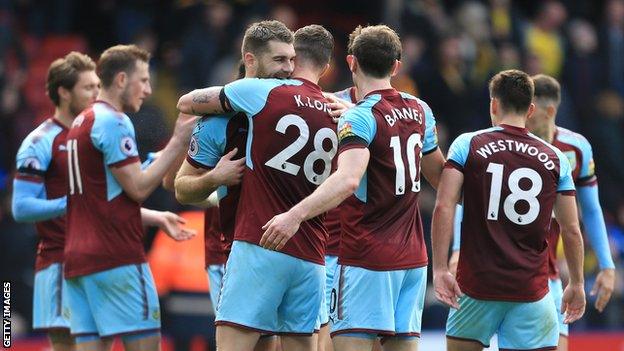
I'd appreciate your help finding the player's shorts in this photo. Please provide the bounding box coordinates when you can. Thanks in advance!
[446,293,558,350]
[206,264,226,315]
[549,278,568,337]
[330,265,427,338]
[33,263,70,330]
[66,263,161,338]
[215,241,324,335]
[320,255,338,327]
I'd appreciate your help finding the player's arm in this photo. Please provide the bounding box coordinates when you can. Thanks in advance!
[174,149,244,204]
[140,208,196,241]
[554,193,586,323]
[419,99,444,189]
[110,113,197,203]
[177,87,228,115]
[421,148,445,189]
[162,151,186,192]
[11,179,66,222]
[260,148,369,251]
[575,140,615,312]
[448,204,463,276]
[431,167,464,309]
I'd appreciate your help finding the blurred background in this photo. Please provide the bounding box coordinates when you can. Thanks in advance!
[0,0,623,350]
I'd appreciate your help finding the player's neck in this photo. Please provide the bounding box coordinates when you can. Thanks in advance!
[53,106,74,128]
[292,68,320,84]
[356,77,393,99]
[97,90,123,112]
[497,115,526,129]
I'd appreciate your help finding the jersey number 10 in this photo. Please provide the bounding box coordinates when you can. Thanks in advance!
[390,134,423,195]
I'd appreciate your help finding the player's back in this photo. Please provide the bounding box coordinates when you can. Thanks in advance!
[337,89,437,271]
[15,118,68,271]
[447,124,574,301]
[64,101,144,278]
[224,77,337,264]
[546,126,597,278]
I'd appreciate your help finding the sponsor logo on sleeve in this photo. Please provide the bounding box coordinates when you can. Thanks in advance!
[563,151,577,172]
[338,122,355,141]
[188,136,199,157]
[22,157,41,170]
[588,158,595,176]
[120,136,137,156]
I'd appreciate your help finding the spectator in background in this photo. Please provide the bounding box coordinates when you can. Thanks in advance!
[525,1,567,78]
[599,0,624,95]
[587,91,624,215]
[563,20,602,124]
[178,0,235,92]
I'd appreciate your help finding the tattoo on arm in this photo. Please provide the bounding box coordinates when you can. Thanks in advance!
[191,89,223,114]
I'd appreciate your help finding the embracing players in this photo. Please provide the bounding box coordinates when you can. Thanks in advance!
[178,24,335,351]
[262,25,445,351]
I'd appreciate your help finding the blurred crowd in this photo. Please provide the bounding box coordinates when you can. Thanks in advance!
[1,0,623,340]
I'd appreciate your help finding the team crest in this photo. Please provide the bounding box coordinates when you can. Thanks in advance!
[22,157,41,170]
[563,151,577,171]
[189,136,199,157]
[120,136,137,156]
[338,122,355,141]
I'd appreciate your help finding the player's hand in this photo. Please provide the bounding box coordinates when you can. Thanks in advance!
[433,270,463,309]
[260,211,301,251]
[171,112,199,147]
[323,92,354,122]
[158,211,197,241]
[211,148,245,186]
[590,268,615,312]
[561,283,586,324]
[448,250,460,276]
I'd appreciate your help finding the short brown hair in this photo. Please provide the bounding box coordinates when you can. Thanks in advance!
[242,20,293,56]
[532,74,561,106]
[294,25,334,69]
[489,69,534,114]
[97,44,150,88]
[348,25,402,78]
[46,52,96,106]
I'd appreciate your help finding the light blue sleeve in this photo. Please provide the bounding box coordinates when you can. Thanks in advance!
[15,133,54,176]
[11,179,66,222]
[188,116,228,168]
[419,99,438,154]
[91,113,139,166]
[446,133,473,169]
[224,78,302,118]
[577,184,615,269]
[452,204,463,252]
[337,103,378,145]
[577,135,596,182]
[556,149,575,192]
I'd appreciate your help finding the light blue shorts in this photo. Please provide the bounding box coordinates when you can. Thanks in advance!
[33,263,70,330]
[65,263,161,338]
[330,265,427,338]
[215,241,325,334]
[549,278,568,337]
[446,293,558,349]
[207,264,226,315]
[321,255,338,327]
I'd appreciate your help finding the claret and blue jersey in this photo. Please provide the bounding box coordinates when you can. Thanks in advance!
[335,88,438,271]
[64,101,145,279]
[446,124,575,302]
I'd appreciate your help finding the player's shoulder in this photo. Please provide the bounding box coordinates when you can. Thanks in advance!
[334,87,355,103]
[18,118,63,154]
[457,126,502,144]
[228,77,303,91]
[527,131,566,159]
[555,126,592,152]
[194,114,232,136]
[343,93,381,121]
